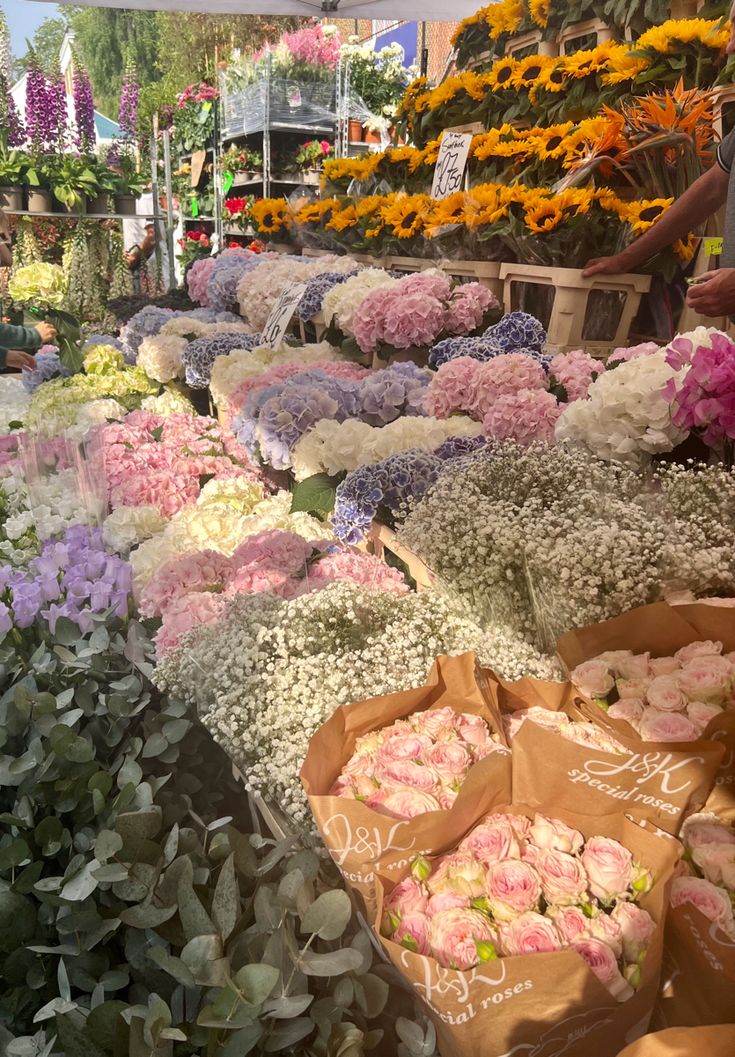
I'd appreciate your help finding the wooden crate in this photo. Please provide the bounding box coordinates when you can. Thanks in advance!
[504,30,558,59]
[498,262,651,355]
[368,521,434,591]
[558,18,616,54]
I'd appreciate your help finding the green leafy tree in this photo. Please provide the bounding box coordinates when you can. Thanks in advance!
[14,16,69,78]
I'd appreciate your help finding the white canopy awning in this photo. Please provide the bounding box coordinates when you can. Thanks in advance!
[29,0,478,23]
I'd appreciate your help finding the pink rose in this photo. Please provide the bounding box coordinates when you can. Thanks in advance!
[638,709,699,743]
[427,891,470,916]
[581,836,633,902]
[611,902,656,962]
[537,848,589,905]
[472,741,505,761]
[393,912,431,955]
[414,707,457,739]
[546,906,588,944]
[597,650,635,671]
[377,732,433,764]
[486,861,542,922]
[437,788,459,811]
[428,908,497,970]
[378,789,442,820]
[521,843,541,867]
[384,876,429,919]
[677,657,733,706]
[426,741,471,783]
[686,700,723,734]
[675,641,723,665]
[646,675,687,713]
[353,730,386,756]
[649,656,681,677]
[499,911,562,956]
[454,712,490,746]
[670,876,735,933]
[529,814,584,855]
[460,819,520,866]
[607,699,644,727]
[573,938,633,1002]
[616,653,651,680]
[571,660,614,698]
[428,852,487,898]
[617,677,653,699]
[329,775,354,797]
[587,912,623,958]
[375,759,437,791]
[364,788,390,812]
[681,813,735,851]
[692,843,735,886]
[343,753,376,779]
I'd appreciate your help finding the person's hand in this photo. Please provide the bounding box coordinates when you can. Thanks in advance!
[35,321,57,343]
[685,269,735,316]
[6,350,37,371]
[582,253,633,278]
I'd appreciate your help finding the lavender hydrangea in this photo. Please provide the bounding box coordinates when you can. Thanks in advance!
[22,348,73,393]
[255,385,341,469]
[206,254,258,313]
[121,306,176,358]
[359,361,431,425]
[73,65,95,153]
[429,336,504,368]
[433,435,487,461]
[297,271,357,322]
[0,525,131,637]
[183,332,261,389]
[484,312,546,353]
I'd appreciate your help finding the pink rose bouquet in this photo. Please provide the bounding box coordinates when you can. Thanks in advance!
[671,812,735,940]
[570,641,734,742]
[331,705,503,820]
[381,810,655,1000]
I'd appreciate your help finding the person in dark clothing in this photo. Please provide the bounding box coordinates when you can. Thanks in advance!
[0,320,56,371]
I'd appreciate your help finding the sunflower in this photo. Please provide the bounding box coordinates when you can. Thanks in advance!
[527,122,575,160]
[635,18,729,56]
[529,0,550,28]
[295,198,340,228]
[250,198,290,234]
[326,204,358,232]
[381,194,431,238]
[410,140,441,172]
[595,188,628,218]
[472,126,513,161]
[524,201,565,234]
[486,56,517,91]
[620,197,674,235]
[555,187,595,218]
[560,43,618,80]
[426,193,468,237]
[464,185,509,228]
[537,61,568,93]
[511,54,554,90]
[674,235,697,263]
[601,47,650,86]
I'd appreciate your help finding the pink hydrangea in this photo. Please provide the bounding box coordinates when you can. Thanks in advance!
[483,388,562,445]
[663,332,735,447]
[230,530,314,577]
[550,350,603,402]
[400,270,452,302]
[425,356,483,419]
[608,341,660,365]
[186,256,216,306]
[155,591,226,653]
[470,353,548,419]
[228,360,368,417]
[138,550,231,618]
[444,284,498,336]
[308,550,409,594]
[354,285,447,354]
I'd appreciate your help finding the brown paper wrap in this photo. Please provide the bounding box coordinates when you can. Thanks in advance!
[375,786,678,1057]
[654,902,735,1028]
[616,1024,735,1057]
[301,653,511,915]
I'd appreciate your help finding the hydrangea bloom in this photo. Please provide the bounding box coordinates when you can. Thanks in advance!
[485,311,546,353]
[429,335,505,368]
[663,331,735,448]
[137,334,187,383]
[322,268,399,336]
[121,305,176,357]
[471,353,548,420]
[444,283,499,335]
[187,256,216,306]
[483,389,562,445]
[608,341,661,366]
[21,347,72,393]
[358,361,430,425]
[255,384,342,469]
[297,270,358,321]
[207,251,266,313]
[183,332,262,389]
[354,272,450,354]
[550,350,603,402]
[425,356,483,418]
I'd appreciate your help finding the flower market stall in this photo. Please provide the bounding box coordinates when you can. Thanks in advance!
[1,0,735,1054]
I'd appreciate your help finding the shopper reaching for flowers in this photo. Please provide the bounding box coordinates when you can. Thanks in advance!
[584,0,735,317]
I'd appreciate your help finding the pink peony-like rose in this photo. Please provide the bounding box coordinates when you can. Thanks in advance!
[377,733,433,764]
[537,848,589,905]
[686,700,723,734]
[486,860,542,922]
[428,852,487,898]
[427,891,470,916]
[473,740,506,761]
[597,650,635,670]
[675,640,723,665]
[393,912,431,955]
[546,905,588,944]
[610,902,656,962]
[692,843,735,886]
[646,675,688,713]
[587,912,623,958]
[670,876,735,933]
[573,938,633,1002]
[414,706,457,740]
[615,652,652,680]
[426,741,471,783]
[607,699,644,728]
[437,788,459,811]
[499,911,562,956]
[460,819,520,866]
[377,789,442,820]
[681,813,735,851]
[483,388,562,445]
[581,836,633,902]
[617,676,653,699]
[384,876,429,919]
[521,843,541,867]
[638,708,699,743]
[571,660,614,698]
[530,814,584,855]
[428,907,497,970]
[454,712,490,746]
[677,657,733,706]
[364,788,390,812]
[649,656,681,677]
[375,758,437,791]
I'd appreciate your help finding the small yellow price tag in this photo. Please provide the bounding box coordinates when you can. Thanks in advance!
[703,236,723,256]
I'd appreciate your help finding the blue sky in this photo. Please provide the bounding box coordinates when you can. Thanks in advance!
[5,0,60,60]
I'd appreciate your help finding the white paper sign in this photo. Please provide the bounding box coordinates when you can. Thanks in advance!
[260,283,307,349]
[431,130,473,200]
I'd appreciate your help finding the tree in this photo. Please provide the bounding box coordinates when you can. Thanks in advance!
[14,16,69,79]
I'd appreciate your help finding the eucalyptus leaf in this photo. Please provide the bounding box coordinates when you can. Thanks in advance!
[219,1024,264,1057]
[147,946,196,988]
[263,993,314,1019]
[232,963,279,1007]
[299,948,363,976]
[119,904,177,929]
[60,859,100,902]
[54,1013,108,1057]
[180,934,227,986]
[212,853,238,941]
[300,890,352,940]
[94,830,123,861]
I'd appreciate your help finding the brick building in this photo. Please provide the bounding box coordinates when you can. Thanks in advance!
[332,18,458,84]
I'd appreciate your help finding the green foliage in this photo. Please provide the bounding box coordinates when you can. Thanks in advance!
[14,17,69,79]
[290,473,339,520]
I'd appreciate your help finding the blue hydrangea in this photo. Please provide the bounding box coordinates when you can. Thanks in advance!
[429,335,504,368]
[359,361,431,425]
[256,385,341,470]
[433,435,487,461]
[120,306,176,358]
[22,349,73,393]
[183,332,261,389]
[484,311,546,353]
[297,271,357,321]
[206,256,260,313]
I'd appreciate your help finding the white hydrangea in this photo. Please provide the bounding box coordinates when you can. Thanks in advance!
[554,350,686,466]
[137,334,187,383]
[140,386,196,417]
[0,377,30,435]
[24,465,103,539]
[237,256,356,331]
[102,504,168,555]
[321,268,399,336]
[291,414,482,480]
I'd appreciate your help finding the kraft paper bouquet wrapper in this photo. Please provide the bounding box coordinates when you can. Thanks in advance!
[374,784,678,1057]
[616,1024,735,1057]
[301,653,511,915]
[484,670,724,837]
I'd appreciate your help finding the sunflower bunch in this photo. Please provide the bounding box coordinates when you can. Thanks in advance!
[380,193,433,254]
[321,153,381,194]
[250,198,293,238]
[452,0,529,69]
[631,18,730,88]
[533,43,645,123]
[503,184,627,266]
[293,197,344,249]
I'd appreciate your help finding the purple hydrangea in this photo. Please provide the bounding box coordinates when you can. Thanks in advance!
[256,385,340,470]
[433,435,487,461]
[429,336,504,368]
[183,331,261,389]
[484,311,546,353]
[22,347,73,393]
[121,306,176,358]
[297,271,357,321]
[206,254,259,313]
[359,361,430,425]
[333,450,442,544]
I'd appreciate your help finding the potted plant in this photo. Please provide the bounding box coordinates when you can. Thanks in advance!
[111,158,148,215]
[0,148,26,211]
[294,140,333,173]
[47,155,100,214]
[88,161,117,214]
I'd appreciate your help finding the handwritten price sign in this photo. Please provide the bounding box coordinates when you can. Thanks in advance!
[431,130,473,200]
[260,283,307,350]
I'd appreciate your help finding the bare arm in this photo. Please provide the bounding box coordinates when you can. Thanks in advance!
[584,165,729,276]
